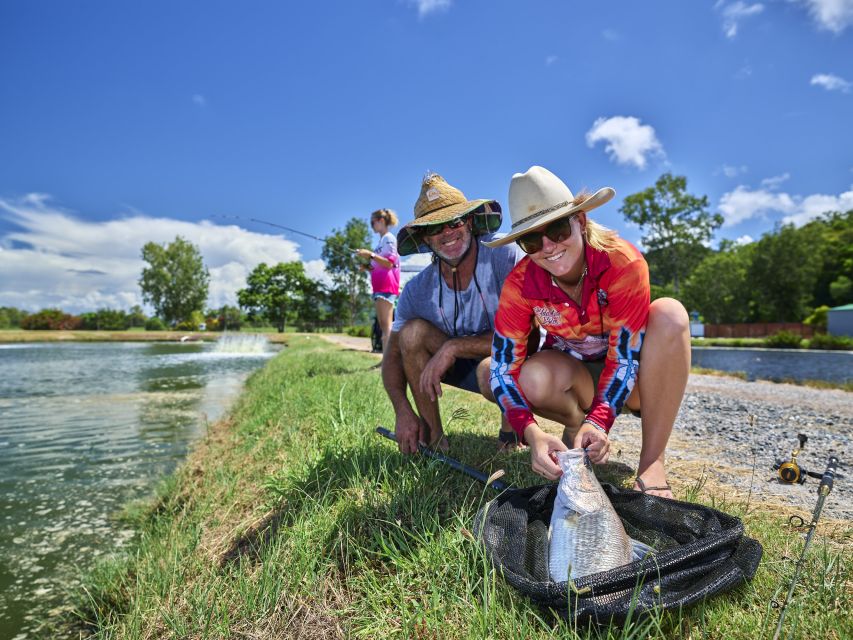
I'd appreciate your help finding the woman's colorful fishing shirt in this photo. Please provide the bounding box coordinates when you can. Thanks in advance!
[490,237,649,439]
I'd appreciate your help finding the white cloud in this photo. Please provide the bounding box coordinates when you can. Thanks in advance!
[585,116,665,170]
[716,1,764,38]
[760,173,791,189]
[0,195,317,314]
[721,164,749,177]
[811,72,852,92]
[735,235,754,245]
[192,94,207,107]
[408,0,451,18]
[545,55,558,66]
[718,181,853,226]
[734,64,753,79]
[783,188,853,225]
[798,0,853,33]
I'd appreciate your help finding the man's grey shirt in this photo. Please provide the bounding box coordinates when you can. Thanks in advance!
[392,233,524,337]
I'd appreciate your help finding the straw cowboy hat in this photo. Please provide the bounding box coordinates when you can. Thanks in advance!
[482,166,614,248]
[397,172,502,256]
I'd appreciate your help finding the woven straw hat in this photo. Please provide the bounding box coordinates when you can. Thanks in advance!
[483,166,614,248]
[397,172,502,256]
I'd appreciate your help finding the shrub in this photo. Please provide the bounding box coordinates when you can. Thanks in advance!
[803,305,830,333]
[20,308,81,330]
[808,333,853,351]
[764,330,803,349]
[345,325,371,338]
[144,317,167,331]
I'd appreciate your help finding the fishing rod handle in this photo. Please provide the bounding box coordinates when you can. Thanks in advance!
[819,455,839,494]
[375,426,508,491]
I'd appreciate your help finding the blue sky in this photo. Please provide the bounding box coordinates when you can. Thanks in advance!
[1,0,851,313]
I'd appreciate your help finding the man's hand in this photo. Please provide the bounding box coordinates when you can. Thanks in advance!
[526,424,569,481]
[572,422,610,464]
[419,342,456,402]
[394,409,424,455]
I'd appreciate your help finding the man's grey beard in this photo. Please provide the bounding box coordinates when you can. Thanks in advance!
[431,234,472,266]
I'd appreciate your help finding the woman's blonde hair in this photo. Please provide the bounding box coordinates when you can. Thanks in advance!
[573,191,620,252]
[371,208,398,227]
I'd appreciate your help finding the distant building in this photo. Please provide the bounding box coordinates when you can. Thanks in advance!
[827,304,853,337]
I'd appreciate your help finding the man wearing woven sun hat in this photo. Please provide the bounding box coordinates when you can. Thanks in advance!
[381,172,525,455]
[486,166,690,498]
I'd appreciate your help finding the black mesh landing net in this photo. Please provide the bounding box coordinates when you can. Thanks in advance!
[473,483,762,623]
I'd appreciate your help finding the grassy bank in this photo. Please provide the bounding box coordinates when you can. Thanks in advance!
[59,337,851,639]
[0,329,290,343]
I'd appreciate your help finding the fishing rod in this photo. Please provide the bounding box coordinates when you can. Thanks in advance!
[213,214,361,260]
[772,454,840,640]
[376,426,508,491]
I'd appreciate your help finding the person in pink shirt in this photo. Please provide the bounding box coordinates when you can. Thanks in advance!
[356,208,401,354]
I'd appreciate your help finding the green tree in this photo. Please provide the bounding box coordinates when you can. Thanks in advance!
[79,308,131,331]
[139,236,210,325]
[127,304,147,328]
[322,218,371,325]
[620,173,723,294]
[237,262,313,332]
[0,307,29,328]
[682,242,754,323]
[747,223,824,322]
[296,278,329,330]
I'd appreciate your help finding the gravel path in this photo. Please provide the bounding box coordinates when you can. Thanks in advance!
[319,334,852,522]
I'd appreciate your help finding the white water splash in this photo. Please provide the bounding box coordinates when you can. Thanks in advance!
[212,334,271,354]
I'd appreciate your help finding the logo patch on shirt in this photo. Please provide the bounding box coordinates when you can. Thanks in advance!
[533,305,562,326]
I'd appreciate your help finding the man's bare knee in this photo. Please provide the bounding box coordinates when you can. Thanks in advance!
[398,318,440,355]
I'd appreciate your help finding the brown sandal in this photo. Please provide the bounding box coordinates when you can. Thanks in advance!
[635,477,672,494]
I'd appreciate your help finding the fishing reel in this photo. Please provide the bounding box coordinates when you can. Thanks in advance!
[773,434,843,484]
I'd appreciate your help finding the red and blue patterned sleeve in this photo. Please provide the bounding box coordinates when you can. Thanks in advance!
[490,265,538,439]
[585,254,649,433]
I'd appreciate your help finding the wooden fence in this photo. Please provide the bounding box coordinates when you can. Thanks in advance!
[703,323,814,338]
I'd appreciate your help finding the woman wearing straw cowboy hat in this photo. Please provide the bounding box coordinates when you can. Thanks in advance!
[381,173,525,455]
[487,166,690,498]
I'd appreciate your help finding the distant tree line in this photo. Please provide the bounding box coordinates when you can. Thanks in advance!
[621,174,852,326]
[4,177,848,334]
[2,218,375,333]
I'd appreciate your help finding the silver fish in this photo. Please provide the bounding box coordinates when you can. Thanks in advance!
[548,448,633,582]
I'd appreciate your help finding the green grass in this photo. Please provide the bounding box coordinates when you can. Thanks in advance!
[53,337,852,639]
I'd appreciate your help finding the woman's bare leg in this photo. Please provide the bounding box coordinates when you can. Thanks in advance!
[628,297,690,498]
[375,297,395,355]
[517,350,595,446]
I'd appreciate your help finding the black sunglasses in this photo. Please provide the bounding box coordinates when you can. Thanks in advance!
[516,214,579,254]
[422,216,468,237]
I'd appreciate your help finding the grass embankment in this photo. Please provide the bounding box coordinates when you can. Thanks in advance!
[64,337,851,639]
[0,329,289,343]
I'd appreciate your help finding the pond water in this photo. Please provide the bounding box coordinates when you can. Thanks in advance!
[692,346,853,384]
[0,338,276,639]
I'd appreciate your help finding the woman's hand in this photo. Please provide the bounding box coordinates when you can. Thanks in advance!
[526,424,569,480]
[572,422,610,464]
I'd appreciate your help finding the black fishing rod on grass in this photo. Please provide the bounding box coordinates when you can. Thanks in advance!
[772,454,840,640]
[375,426,508,491]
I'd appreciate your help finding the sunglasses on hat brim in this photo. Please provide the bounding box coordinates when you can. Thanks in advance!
[516,213,580,254]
